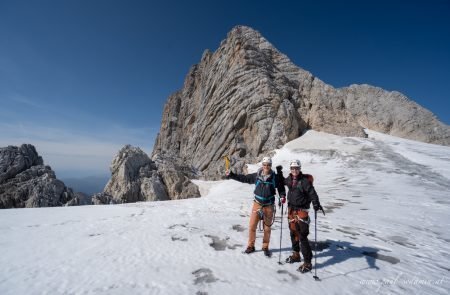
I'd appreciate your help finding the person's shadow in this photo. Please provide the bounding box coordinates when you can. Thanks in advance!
[310,239,400,279]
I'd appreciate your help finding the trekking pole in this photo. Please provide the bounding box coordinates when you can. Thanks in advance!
[278,201,284,265]
[313,210,320,281]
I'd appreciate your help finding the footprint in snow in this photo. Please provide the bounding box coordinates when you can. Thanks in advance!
[171,235,188,242]
[276,270,299,281]
[204,235,242,251]
[192,268,218,285]
[168,223,200,232]
[232,225,245,232]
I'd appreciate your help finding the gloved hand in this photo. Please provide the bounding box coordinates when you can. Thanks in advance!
[276,165,283,173]
[314,204,324,212]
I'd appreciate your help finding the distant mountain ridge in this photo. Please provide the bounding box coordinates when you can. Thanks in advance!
[152,25,450,181]
[61,175,109,196]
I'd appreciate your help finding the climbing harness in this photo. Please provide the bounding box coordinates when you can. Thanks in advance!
[257,204,276,231]
[290,215,311,225]
[289,209,311,225]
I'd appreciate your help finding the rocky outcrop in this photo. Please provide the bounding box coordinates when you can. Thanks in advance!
[0,144,43,183]
[0,144,76,208]
[94,145,199,204]
[152,153,202,200]
[69,192,91,206]
[152,25,450,179]
[91,192,116,205]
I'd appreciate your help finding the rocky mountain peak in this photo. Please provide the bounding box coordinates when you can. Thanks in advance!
[109,145,154,181]
[152,25,450,181]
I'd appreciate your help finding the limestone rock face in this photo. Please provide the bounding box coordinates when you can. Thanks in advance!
[0,144,43,183]
[0,144,76,208]
[96,145,199,204]
[91,192,115,205]
[152,25,450,178]
[67,192,91,206]
[152,154,201,200]
[339,85,450,145]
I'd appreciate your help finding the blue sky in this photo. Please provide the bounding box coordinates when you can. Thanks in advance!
[1,0,449,178]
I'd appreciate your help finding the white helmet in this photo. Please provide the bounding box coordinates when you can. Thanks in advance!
[262,156,272,165]
[290,159,301,168]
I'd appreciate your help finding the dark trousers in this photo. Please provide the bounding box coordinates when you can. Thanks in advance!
[288,208,312,263]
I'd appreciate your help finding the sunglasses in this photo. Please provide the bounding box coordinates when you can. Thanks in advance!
[262,164,272,167]
[290,167,300,170]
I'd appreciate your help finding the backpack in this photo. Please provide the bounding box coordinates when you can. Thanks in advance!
[253,169,277,205]
[301,174,314,202]
[290,173,314,193]
[255,169,276,188]
[304,174,314,185]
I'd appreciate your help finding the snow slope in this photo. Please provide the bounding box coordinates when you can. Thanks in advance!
[1,130,449,294]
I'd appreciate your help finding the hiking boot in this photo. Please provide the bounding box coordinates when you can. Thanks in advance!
[244,246,255,254]
[262,247,272,257]
[298,263,312,273]
[285,252,301,264]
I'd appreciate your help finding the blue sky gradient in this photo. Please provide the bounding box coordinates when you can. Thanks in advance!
[1,0,449,178]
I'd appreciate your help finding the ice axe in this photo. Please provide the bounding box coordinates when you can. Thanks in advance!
[224,155,230,171]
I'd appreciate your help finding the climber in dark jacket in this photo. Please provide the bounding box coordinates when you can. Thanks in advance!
[277,159,323,273]
[226,156,285,257]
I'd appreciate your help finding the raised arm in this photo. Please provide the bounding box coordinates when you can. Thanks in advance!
[227,171,257,184]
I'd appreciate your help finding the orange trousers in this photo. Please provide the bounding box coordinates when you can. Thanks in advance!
[248,201,274,249]
[287,208,312,263]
